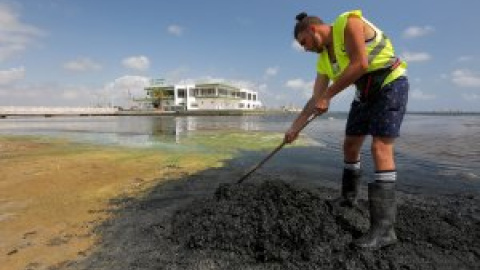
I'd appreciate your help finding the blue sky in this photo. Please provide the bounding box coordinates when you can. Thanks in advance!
[0,0,479,111]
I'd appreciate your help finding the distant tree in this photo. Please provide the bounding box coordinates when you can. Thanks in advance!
[150,88,169,110]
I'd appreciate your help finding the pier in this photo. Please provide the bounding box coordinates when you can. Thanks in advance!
[0,106,119,118]
[0,106,275,118]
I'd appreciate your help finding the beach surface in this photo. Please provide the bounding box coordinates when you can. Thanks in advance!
[1,134,479,270]
[0,135,202,270]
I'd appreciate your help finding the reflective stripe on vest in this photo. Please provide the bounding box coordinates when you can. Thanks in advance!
[368,34,397,68]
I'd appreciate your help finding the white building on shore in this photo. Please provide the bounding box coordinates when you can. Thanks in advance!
[139,80,262,111]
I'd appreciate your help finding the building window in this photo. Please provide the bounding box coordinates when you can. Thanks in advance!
[178,89,185,98]
[218,88,228,97]
[194,88,216,97]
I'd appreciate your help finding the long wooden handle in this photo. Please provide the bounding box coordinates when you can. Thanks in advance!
[237,114,318,184]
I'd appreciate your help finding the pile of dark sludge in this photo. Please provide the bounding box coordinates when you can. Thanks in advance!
[171,180,480,269]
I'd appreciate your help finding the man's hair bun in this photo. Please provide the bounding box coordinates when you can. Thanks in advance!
[296,12,308,22]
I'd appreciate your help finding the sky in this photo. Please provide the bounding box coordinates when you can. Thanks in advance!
[0,0,479,111]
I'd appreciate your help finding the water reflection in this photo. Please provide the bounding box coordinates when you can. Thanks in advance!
[0,116,269,148]
[1,114,479,192]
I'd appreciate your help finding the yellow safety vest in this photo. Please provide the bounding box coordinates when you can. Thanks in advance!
[317,10,407,87]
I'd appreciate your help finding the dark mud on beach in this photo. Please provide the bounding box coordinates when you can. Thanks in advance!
[172,180,479,269]
[58,165,480,270]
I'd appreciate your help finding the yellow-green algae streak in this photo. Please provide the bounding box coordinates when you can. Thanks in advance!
[0,132,310,270]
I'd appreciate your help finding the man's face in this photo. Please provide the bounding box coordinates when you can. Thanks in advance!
[297,29,324,53]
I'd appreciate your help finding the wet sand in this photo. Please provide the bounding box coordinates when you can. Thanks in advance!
[1,135,479,269]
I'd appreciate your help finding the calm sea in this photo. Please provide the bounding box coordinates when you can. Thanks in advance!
[1,113,479,194]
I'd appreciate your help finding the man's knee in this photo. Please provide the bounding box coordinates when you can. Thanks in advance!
[371,137,395,167]
[371,137,395,155]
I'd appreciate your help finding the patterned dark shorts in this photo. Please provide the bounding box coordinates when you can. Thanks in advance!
[346,76,409,137]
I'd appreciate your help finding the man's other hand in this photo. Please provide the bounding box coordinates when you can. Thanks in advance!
[315,96,330,114]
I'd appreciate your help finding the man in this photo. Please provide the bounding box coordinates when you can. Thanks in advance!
[284,10,409,249]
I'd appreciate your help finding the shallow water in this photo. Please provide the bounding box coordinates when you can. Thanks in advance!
[305,113,480,193]
[1,113,479,193]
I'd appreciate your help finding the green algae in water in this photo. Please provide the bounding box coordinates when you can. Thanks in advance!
[181,131,313,154]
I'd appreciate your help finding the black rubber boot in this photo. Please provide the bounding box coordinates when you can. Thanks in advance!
[354,182,397,249]
[328,168,361,208]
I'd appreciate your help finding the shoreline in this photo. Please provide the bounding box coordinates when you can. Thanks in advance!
[0,109,291,118]
[1,109,480,119]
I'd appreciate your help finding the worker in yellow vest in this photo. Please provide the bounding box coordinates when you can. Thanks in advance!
[284,10,409,249]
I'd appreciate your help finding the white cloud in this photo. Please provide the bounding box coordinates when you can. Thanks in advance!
[101,75,151,107]
[285,78,313,98]
[461,93,480,101]
[291,40,303,52]
[264,66,278,78]
[0,82,104,106]
[106,75,150,94]
[403,26,434,39]
[0,66,25,85]
[451,69,480,88]
[61,89,81,100]
[0,75,152,106]
[167,24,184,36]
[63,57,102,72]
[257,83,268,93]
[0,3,46,61]
[401,51,431,62]
[122,55,150,71]
[411,89,436,100]
[285,78,312,90]
[457,56,473,62]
